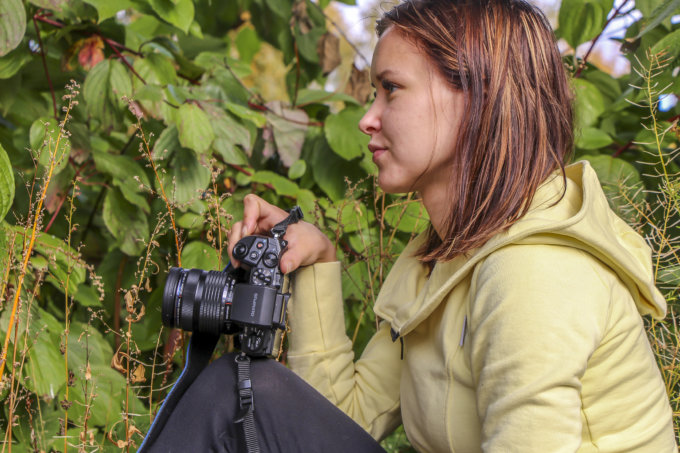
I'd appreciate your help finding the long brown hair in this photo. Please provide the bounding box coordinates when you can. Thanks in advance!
[377,0,573,262]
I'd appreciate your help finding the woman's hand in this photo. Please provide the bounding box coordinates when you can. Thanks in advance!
[228,194,337,273]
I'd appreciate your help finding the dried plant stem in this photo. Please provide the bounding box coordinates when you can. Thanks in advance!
[148,325,164,425]
[135,122,182,266]
[0,100,73,383]
[646,64,674,281]
[62,178,79,453]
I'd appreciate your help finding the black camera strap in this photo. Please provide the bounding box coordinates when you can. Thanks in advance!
[138,332,219,452]
[232,206,303,453]
[234,353,260,453]
[271,205,304,238]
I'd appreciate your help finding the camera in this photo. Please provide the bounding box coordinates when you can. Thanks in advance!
[161,233,291,357]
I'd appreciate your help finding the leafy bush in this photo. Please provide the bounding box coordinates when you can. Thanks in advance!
[0,0,677,451]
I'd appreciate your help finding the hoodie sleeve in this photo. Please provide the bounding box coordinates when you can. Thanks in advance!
[285,261,403,441]
[468,244,611,453]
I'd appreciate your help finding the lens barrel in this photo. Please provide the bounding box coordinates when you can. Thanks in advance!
[161,267,231,336]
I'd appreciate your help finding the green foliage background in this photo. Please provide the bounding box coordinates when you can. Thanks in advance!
[0,0,678,451]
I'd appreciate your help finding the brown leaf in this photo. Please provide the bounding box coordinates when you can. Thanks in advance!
[345,64,372,104]
[131,364,146,383]
[85,362,91,381]
[128,424,142,438]
[317,33,341,76]
[110,349,126,374]
[291,0,313,33]
[78,37,105,71]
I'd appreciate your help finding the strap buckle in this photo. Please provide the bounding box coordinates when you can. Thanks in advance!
[234,354,255,423]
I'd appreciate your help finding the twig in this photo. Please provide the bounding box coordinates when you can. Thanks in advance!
[33,13,57,119]
[612,140,633,158]
[103,37,146,84]
[574,0,632,78]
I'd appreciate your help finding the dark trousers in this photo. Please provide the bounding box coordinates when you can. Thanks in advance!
[146,353,387,452]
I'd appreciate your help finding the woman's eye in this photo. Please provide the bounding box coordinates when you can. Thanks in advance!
[381,80,397,94]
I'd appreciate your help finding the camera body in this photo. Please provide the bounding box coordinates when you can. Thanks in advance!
[162,234,290,357]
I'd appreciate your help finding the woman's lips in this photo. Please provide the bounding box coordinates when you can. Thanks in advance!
[371,149,386,163]
[368,144,387,163]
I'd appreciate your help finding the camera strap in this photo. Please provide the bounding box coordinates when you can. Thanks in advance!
[234,353,260,453]
[137,332,219,452]
[271,206,304,238]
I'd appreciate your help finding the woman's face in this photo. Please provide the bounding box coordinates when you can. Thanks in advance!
[359,27,465,196]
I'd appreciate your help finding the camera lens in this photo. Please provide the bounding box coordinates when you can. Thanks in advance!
[161,267,231,336]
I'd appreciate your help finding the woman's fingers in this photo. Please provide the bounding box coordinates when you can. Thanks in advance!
[228,194,337,272]
[227,220,244,267]
[242,194,288,236]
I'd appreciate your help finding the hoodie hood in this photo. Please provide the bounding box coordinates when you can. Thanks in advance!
[374,160,666,337]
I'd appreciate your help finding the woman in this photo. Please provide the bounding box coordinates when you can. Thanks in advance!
[149,0,677,451]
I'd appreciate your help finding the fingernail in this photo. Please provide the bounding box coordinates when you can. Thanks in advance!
[242,224,249,236]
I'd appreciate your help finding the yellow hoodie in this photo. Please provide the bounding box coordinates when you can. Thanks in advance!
[287,161,677,452]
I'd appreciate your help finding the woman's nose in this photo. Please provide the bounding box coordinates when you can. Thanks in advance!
[358,102,381,136]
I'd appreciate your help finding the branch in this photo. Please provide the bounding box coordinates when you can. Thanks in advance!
[33,13,57,119]
[101,35,146,84]
[574,0,633,78]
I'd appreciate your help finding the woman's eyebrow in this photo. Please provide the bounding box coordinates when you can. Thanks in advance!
[376,69,400,81]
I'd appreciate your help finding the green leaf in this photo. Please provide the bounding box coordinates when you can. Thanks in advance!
[0,143,14,221]
[25,328,66,398]
[177,103,215,155]
[0,46,32,79]
[153,124,181,159]
[294,27,325,64]
[156,147,211,205]
[29,117,71,173]
[73,284,103,307]
[650,28,680,60]
[326,200,375,234]
[181,241,219,270]
[134,52,177,86]
[211,112,251,165]
[0,0,26,57]
[572,78,605,128]
[557,0,606,49]
[306,131,364,201]
[575,127,613,150]
[383,199,429,233]
[82,0,134,22]
[108,58,133,107]
[265,0,293,20]
[92,149,151,187]
[83,60,131,128]
[324,106,368,160]
[251,170,300,197]
[288,159,306,179]
[103,187,150,255]
[149,0,195,33]
[27,0,68,10]
[6,224,86,296]
[634,0,680,39]
[581,154,645,223]
[265,102,308,167]
[296,88,360,106]
[225,101,267,127]
[235,26,261,63]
